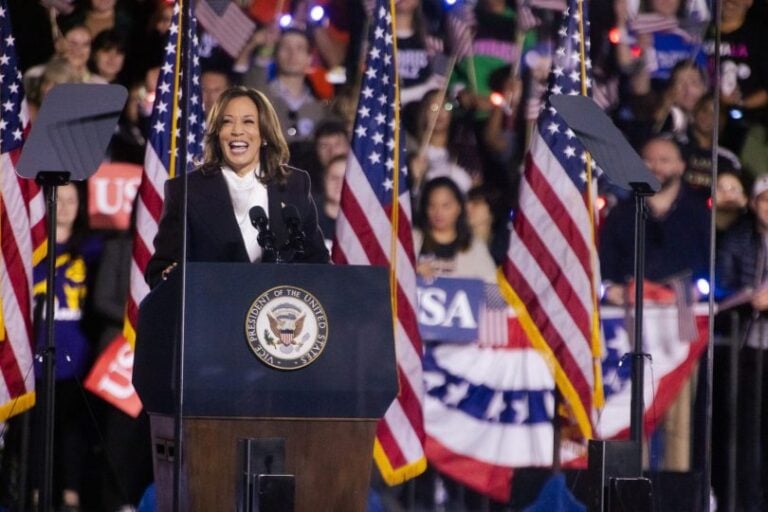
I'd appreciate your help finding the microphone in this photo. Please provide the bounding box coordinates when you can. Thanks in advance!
[249,206,277,262]
[282,204,305,261]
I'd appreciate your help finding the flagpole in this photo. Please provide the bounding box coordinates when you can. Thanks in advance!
[704,0,723,507]
[173,0,193,508]
[576,0,604,411]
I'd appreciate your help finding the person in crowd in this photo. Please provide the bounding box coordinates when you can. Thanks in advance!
[88,29,128,85]
[414,177,496,284]
[450,0,519,121]
[680,93,742,195]
[129,0,173,81]
[305,119,350,192]
[201,66,232,114]
[409,176,497,510]
[22,24,102,90]
[466,186,509,265]
[600,134,710,304]
[313,119,350,172]
[108,80,148,164]
[395,0,448,106]
[146,86,329,288]
[30,182,103,512]
[714,169,750,236]
[60,0,134,42]
[240,28,330,147]
[62,24,106,83]
[408,89,475,202]
[613,0,705,89]
[25,58,83,123]
[315,153,347,249]
[91,210,153,511]
[703,0,768,174]
[621,60,709,145]
[715,174,768,511]
[709,168,750,510]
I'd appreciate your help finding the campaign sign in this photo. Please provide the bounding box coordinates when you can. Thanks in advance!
[416,277,484,343]
[87,162,142,230]
[84,334,142,417]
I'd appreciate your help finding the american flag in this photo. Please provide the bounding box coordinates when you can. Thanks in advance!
[0,0,46,420]
[332,0,426,483]
[195,0,255,58]
[124,1,205,348]
[628,13,679,35]
[498,0,603,439]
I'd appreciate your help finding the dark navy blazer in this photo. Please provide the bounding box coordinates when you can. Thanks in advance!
[145,166,329,288]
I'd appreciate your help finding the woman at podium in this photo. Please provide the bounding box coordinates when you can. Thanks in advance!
[146,86,329,288]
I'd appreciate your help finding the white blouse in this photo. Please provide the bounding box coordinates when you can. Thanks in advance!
[221,165,269,262]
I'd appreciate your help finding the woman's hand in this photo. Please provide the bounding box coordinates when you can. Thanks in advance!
[417,259,436,281]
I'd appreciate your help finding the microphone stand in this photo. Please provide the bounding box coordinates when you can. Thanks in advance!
[629,186,654,450]
[282,212,306,262]
[37,171,70,512]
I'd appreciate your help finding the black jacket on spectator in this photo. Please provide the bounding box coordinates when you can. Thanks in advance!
[716,214,763,300]
[599,184,710,284]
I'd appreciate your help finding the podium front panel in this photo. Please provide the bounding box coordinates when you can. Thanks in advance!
[135,263,399,420]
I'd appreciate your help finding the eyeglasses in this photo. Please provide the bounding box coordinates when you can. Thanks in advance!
[429,102,454,113]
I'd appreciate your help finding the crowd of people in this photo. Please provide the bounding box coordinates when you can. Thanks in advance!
[3,0,768,509]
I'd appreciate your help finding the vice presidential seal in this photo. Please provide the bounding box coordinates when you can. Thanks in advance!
[245,286,328,370]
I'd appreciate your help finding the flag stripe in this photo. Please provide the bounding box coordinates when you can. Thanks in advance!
[525,154,592,278]
[504,229,594,381]
[512,211,591,342]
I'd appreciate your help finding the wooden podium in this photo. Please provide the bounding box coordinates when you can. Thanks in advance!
[134,263,398,511]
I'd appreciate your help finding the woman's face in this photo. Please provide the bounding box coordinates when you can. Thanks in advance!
[64,27,91,71]
[466,198,492,231]
[94,47,125,81]
[56,184,79,231]
[672,67,706,113]
[427,186,462,233]
[218,95,263,175]
[426,95,453,136]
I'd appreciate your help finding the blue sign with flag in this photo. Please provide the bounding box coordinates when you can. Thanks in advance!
[416,277,484,343]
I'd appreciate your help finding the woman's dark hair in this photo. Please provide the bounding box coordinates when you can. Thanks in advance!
[418,177,472,254]
[87,29,127,77]
[202,86,291,185]
[60,182,90,257]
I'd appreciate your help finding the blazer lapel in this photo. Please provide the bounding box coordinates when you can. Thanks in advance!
[191,170,250,261]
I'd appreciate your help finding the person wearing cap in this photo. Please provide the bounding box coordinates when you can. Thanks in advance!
[715,173,768,510]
